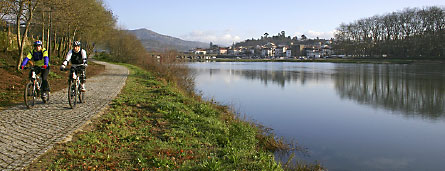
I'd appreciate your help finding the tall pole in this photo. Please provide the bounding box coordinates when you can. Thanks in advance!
[42,12,45,48]
[46,13,50,49]
[48,10,52,60]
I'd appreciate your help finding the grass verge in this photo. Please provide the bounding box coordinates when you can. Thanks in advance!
[27,64,297,170]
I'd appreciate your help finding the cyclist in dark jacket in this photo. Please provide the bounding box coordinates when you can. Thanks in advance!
[60,41,88,92]
[20,40,50,98]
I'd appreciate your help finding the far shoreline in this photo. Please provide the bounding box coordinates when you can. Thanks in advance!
[190,58,445,65]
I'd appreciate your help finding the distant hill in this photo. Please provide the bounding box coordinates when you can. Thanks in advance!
[126,28,208,52]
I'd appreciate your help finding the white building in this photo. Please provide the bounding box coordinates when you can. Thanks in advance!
[262,48,273,57]
[274,46,287,57]
[194,49,206,55]
[286,49,292,57]
[307,50,321,58]
[219,48,228,55]
[322,45,333,57]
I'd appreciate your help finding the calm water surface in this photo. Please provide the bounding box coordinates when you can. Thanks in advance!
[188,62,445,171]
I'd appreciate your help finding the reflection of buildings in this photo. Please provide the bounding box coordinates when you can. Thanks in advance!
[334,64,445,119]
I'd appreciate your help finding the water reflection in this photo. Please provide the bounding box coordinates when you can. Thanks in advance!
[334,64,445,119]
[199,67,331,88]
[189,62,445,170]
[195,63,445,120]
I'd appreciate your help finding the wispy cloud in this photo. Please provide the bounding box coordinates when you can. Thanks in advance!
[293,30,336,39]
[180,30,242,46]
[181,29,335,45]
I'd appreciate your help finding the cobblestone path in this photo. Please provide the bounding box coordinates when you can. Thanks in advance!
[0,61,128,170]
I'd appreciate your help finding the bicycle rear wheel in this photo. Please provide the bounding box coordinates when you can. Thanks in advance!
[24,82,36,109]
[68,80,77,108]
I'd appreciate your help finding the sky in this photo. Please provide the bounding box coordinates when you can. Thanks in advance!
[103,0,445,46]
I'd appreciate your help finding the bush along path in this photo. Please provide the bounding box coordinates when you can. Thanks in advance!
[28,64,283,170]
[0,61,128,170]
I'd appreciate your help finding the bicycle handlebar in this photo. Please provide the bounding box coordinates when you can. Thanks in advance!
[23,66,45,70]
[70,65,87,69]
[60,64,86,71]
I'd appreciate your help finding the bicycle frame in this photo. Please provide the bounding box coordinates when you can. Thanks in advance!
[67,65,86,108]
[24,66,46,108]
[30,69,41,91]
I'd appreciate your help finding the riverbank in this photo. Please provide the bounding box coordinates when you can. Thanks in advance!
[26,63,323,170]
[202,58,445,64]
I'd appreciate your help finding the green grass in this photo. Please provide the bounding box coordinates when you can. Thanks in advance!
[40,64,284,170]
[49,72,63,79]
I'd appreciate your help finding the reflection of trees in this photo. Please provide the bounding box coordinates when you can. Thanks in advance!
[198,68,330,87]
[195,63,445,119]
[232,69,328,87]
[334,64,445,119]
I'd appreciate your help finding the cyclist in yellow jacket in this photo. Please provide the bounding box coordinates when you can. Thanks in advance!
[20,40,50,98]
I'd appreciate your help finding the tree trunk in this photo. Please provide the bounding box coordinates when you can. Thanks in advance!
[58,36,63,58]
[72,27,78,42]
[63,36,70,57]
[41,12,45,48]
[16,1,24,70]
[7,23,11,51]
[46,13,50,50]
[60,36,66,58]
[53,32,57,56]
[16,1,39,70]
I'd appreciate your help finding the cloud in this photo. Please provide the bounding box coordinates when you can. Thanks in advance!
[180,30,242,46]
[293,30,336,39]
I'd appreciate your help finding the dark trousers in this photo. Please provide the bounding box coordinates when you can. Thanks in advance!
[69,67,86,83]
[29,66,50,92]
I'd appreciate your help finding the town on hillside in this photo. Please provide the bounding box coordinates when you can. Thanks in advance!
[189,32,336,60]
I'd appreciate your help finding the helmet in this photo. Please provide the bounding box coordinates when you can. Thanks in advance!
[73,41,81,47]
[34,40,43,46]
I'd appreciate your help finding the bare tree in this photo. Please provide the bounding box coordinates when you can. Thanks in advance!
[12,0,40,70]
[334,6,444,58]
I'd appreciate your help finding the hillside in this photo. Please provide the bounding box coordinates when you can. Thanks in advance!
[126,28,208,52]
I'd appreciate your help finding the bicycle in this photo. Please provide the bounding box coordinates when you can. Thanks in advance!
[65,65,86,109]
[23,66,50,108]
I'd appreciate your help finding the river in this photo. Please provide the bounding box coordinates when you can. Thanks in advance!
[188,61,445,171]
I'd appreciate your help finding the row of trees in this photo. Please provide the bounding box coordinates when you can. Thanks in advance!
[1,0,116,69]
[1,0,190,91]
[235,31,326,48]
[334,6,444,58]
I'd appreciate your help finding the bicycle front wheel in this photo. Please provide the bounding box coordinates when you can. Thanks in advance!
[78,81,85,103]
[42,88,49,104]
[68,80,77,109]
[78,90,84,103]
[24,82,36,109]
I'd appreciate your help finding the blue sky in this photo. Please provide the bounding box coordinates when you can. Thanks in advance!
[104,0,444,45]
